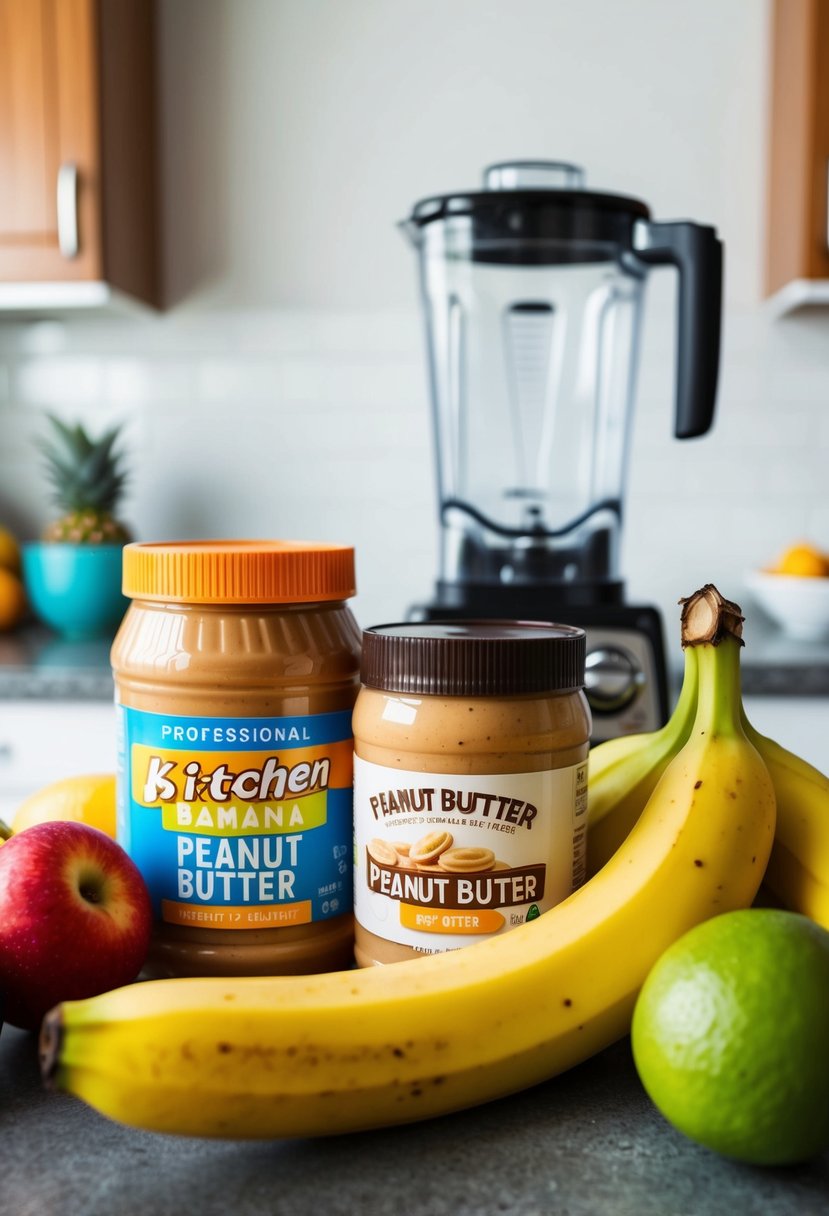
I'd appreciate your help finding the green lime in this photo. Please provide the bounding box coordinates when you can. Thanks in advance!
[631,909,829,1165]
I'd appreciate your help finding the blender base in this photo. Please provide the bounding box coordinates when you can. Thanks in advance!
[409,589,669,744]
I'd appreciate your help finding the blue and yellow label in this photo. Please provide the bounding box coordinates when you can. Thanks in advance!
[116,706,353,929]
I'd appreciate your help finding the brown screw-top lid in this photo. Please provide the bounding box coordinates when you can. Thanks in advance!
[360,621,586,697]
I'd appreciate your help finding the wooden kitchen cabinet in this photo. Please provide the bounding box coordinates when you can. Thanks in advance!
[766,0,829,311]
[0,0,159,307]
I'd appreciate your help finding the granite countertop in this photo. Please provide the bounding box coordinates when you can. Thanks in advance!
[2,1026,827,1216]
[2,615,829,1214]
[737,617,829,696]
[2,617,829,702]
[0,626,115,700]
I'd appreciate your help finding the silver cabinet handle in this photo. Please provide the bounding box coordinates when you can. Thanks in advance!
[57,162,79,258]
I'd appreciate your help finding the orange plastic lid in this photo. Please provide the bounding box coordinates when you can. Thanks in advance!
[122,540,356,604]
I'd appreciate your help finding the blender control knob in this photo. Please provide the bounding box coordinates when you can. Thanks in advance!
[584,646,644,715]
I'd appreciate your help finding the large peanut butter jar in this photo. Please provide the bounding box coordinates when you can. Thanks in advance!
[353,621,590,966]
[112,540,361,978]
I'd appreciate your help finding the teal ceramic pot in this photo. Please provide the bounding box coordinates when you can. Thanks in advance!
[22,543,128,640]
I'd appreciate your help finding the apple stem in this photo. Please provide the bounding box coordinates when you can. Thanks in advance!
[39,1008,64,1089]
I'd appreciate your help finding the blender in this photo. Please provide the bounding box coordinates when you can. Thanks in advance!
[401,161,723,741]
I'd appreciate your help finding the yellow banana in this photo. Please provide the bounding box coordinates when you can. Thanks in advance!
[742,717,829,929]
[586,645,698,877]
[586,585,829,929]
[41,588,774,1140]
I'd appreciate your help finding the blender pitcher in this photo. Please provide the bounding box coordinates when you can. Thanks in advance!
[401,161,722,612]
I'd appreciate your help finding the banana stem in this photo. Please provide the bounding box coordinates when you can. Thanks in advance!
[693,638,745,739]
[39,1010,65,1089]
[680,583,744,648]
[662,645,698,741]
[679,584,747,740]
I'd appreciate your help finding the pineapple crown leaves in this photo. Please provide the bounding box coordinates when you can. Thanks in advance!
[36,414,130,514]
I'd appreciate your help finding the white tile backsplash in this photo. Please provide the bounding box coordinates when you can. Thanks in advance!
[1,0,809,638]
[15,358,105,409]
[1,298,829,635]
[104,359,194,408]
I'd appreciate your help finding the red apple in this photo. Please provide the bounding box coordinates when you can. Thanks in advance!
[0,821,152,1029]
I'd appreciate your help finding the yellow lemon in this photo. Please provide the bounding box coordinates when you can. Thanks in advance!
[13,773,117,838]
[0,525,21,574]
[0,567,26,632]
[631,909,829,1165]
[773,542,829,577]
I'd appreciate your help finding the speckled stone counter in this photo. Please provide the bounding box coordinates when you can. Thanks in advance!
[2,613,828,1215]
[0,627,114,700]
[1,1026,827,1216]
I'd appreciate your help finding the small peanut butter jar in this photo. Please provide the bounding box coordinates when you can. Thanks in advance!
[352,620,590,966]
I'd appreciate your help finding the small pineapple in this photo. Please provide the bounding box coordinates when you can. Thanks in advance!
[38,415,132,544]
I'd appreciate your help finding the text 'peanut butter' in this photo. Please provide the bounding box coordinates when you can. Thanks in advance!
[112,540,361,978]
[352,621,591,965]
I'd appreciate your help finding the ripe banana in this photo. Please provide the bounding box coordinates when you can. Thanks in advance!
[41,587,774,1140]
[742,717,829,929]
[586,645,698,878]
[586,584,829,932]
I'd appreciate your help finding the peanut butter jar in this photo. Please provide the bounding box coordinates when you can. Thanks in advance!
[352,621,590,966]
[111,540,361,978]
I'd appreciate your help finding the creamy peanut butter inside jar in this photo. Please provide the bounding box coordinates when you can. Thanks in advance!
[352,621,590,966]
[112,540,361,978]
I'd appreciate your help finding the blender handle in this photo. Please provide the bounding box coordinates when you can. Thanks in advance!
[634,220,723,440]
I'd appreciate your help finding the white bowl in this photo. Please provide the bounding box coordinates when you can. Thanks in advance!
[745,569,829,642]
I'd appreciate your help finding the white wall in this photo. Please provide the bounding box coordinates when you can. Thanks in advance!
[158,0,766,309]
[3,0,826,646]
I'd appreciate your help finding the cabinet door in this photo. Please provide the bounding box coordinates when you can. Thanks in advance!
[0,0,103,282]
[767,0,829,298]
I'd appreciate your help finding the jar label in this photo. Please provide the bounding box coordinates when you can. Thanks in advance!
[353,757,587,953]
[116,706,353,929]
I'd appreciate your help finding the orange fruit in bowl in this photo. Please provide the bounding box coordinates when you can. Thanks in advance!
[0,566,26,631]
[772,542,829,578]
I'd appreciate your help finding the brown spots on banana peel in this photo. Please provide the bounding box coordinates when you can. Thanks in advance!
[393,1076,447,1103]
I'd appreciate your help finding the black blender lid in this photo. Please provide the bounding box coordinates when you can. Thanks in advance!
[402,161,651,254]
